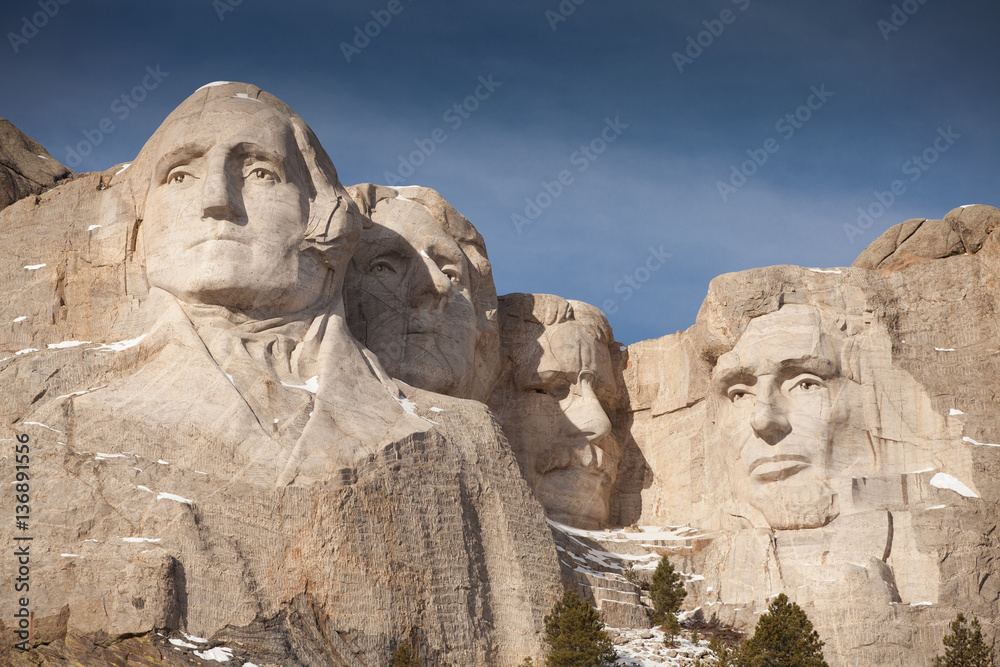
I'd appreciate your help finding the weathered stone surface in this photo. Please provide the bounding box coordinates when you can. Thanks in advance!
[3,85,1000,667]
[345,183,500,403]
[0,117,73,210]
[617,249,1000,665]
[853,204,1000,272]
[0,83,560,666]
[490,293,625,529]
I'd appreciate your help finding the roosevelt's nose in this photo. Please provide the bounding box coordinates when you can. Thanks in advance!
[561,374,612,445]
[409,255,452,312]
[749,390,792,445]
[200,160,241,221]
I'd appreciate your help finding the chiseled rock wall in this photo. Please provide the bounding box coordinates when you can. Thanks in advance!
[617,214,1000,666]
[0,145,561,666]
[0,118,73,210]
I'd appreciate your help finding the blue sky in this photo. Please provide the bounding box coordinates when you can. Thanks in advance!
[2,0,997,343]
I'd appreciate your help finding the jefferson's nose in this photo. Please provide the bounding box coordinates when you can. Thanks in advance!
[409,255,452,312]
[750,395,792,445]
[561,375,612,445]
[201,161,240,220]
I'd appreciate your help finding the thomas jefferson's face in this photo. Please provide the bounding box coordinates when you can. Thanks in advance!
[346,199,477,397]
[142,102,328,315]
[503,320,618,529]
[713,305,843,529]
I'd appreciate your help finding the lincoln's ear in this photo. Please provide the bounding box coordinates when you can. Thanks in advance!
[291,118,363,272]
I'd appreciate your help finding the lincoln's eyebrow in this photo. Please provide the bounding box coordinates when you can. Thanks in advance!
[154,143,204,182]
[774,355,837,380]
[712,365,756,393]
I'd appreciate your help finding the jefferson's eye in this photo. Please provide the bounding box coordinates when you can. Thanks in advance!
[371,259,396,275]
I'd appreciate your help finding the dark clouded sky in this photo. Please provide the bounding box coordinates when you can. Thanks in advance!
[2,0,997,343]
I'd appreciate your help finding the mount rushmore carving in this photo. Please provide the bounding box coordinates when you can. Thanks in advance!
[1,82,998,666]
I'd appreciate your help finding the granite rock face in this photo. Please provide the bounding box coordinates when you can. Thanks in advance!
[0,117,73,210]
[2,91,999,667]
[616,225,1000,665]
[0,85,560,666]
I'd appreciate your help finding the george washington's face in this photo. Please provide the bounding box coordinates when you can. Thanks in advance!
[713,305,845,529]
[142,101,328,316]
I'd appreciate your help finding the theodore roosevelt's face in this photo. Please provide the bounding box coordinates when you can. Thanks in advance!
[503,320,618,529]
[713,305,843,529]
[143,103,327,315]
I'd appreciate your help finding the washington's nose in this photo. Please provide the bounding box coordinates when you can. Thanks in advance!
[750,398,791,445]
[409,255,452,311]
[200,164,240,220]
[561,375,612,444]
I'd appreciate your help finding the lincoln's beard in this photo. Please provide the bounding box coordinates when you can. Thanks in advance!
[748,476,839,530]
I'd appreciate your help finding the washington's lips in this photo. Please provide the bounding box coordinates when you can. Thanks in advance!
[748,454,811,481]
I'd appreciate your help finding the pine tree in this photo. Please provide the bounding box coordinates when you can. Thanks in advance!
[391,643,420,667]
[543,590,618,667]
[739,594,828,667]
[649,555,687,625]
[934,613,998,667]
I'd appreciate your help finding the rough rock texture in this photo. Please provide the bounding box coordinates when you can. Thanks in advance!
[489,293,625,530]
[4,91,1000,667]
[0,118,73,210]
[617,223,1000,665]
[345,183,501,403]
[0,85,561,666]
[853,204,1000,272]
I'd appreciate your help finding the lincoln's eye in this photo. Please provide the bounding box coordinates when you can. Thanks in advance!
[727,385,753,404]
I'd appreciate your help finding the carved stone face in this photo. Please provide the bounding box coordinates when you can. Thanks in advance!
[142,101,328,316]
[346,199,477,397]
[503,319,617,529]
[712,305,843,530]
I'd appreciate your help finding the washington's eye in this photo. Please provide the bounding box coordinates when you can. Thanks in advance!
[246,167,277,182]
[166,169,194,185]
